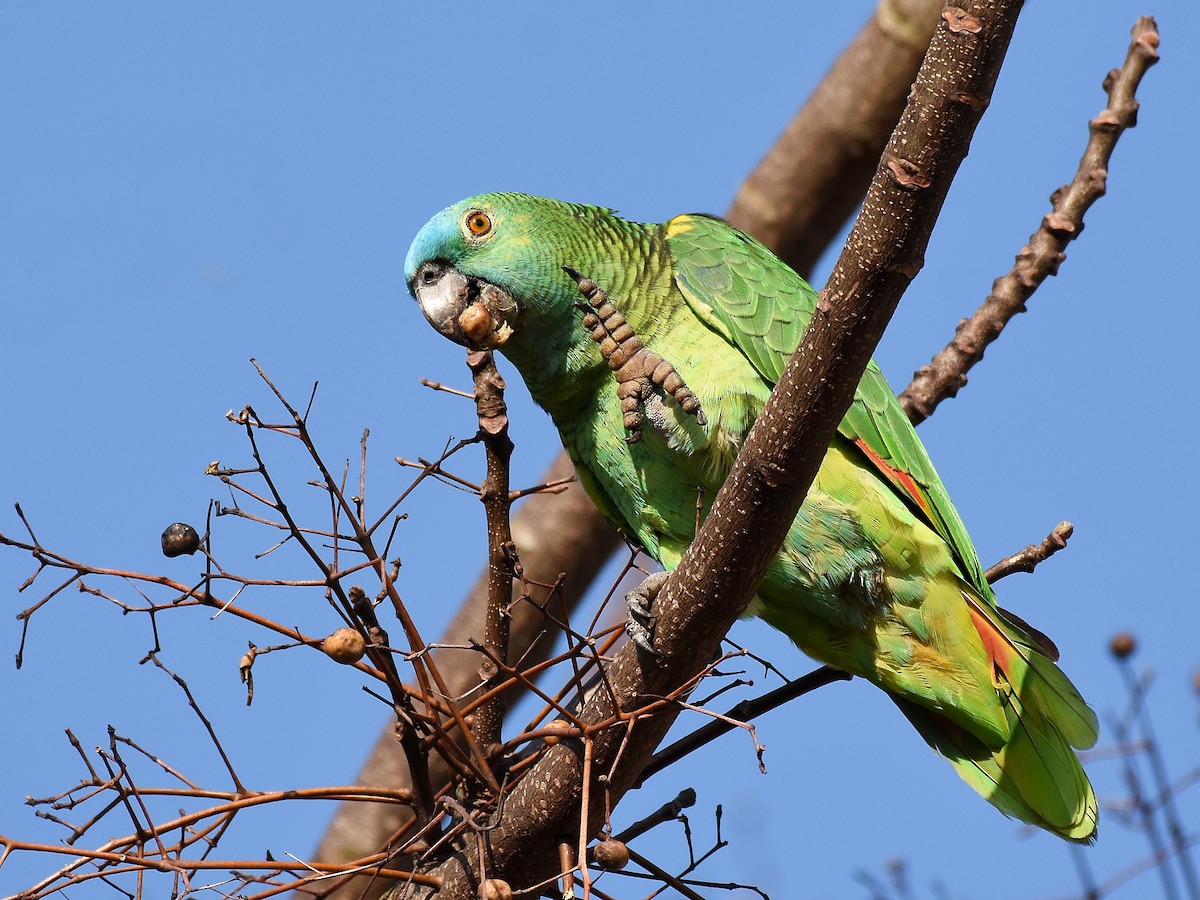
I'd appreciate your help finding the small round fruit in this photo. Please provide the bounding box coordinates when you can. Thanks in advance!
[324,628,366,664]
[161,522,200,557]
[1109,632,1136,660]
[541,720,573,745]
[594,838,629,871]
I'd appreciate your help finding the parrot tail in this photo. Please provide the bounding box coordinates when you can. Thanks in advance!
[894,589,1099,842]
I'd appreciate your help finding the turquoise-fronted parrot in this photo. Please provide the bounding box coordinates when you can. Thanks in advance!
[404,192,1097,840]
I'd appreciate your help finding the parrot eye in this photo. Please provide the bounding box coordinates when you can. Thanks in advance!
[463,209,493,239]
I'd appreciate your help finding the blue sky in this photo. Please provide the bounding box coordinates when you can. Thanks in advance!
[1,4,1197,898]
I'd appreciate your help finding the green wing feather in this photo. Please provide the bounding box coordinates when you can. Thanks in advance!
[665,213,989,595]
[665,213,1098,838]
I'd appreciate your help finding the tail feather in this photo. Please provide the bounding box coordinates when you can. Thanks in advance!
[1023,650,1098,751]
[963,590,1099,751]
[895,695,1098,842]
[893,587,1098,842]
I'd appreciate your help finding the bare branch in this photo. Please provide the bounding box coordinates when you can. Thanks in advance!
[897,16,1160,424]
[465,349,514,752]
[312,453,620,886]
[984,520,1074,582]
[634,666,851,787]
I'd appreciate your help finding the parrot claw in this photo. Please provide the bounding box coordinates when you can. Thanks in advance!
[625,571,670,657]
[564,265,706,440]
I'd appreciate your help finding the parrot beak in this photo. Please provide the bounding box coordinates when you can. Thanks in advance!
[411,261,518,351]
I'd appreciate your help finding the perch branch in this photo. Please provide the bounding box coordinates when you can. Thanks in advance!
[727,0,945,277]
[317,5,951,887]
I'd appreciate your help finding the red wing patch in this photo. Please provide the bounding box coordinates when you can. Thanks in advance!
[854,437,933,520]
[965,593,1016,684]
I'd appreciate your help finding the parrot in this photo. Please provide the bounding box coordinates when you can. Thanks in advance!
[404,192,1098,841]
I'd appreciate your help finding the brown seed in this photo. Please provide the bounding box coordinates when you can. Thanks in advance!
[161,522,200,557]
[541,719,574,746]
[1109,632,1136,659]
[458,302,495,346]
[483,879,513,900]
[593,838,630,870]
[324,628,366,664]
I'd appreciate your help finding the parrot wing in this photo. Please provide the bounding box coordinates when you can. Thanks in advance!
[664,213,990,595]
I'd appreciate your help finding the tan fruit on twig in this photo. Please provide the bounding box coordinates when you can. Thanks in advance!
[1110,632,1136,660]
[593,838,630,871]
[541,720,574,746]
[324,628,366,664]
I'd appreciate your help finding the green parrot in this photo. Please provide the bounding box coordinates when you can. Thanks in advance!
[404,192,1098,841]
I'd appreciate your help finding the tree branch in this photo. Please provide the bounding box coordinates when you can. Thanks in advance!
[984,519,1074,583]
[897,16,1160,424]
[311,453,618,890]
[466,350,514,752]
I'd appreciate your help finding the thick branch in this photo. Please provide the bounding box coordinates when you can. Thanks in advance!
[428,2,1024,895]
[897,16,1159,423]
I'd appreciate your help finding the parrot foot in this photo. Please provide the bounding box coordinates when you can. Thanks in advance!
[563,265,707,444]
[625,571,670,657]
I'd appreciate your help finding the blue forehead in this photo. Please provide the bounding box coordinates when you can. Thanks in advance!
[403,200,472,286]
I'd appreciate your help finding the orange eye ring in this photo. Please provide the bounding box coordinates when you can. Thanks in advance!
[464,210,493,237]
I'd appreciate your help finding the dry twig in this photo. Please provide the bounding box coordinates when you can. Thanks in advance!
[897,17,1161,424]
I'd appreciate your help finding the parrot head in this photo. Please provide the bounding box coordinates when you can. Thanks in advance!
[404,192,620,352]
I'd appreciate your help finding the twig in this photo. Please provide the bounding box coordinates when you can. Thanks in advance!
[1107,666,1181,900]
[622,846,707,900]
[559,840,577,899]
[419,378,475,400]
[1114,651,1200,898]
[898,17,1160,424]
[611,788,697,846]
[635,667,851,786]
[147,653,245,793]
[508,476,574,502]
[466,350,515,756]
[983,520,1074,582]
[248,361,500,802]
